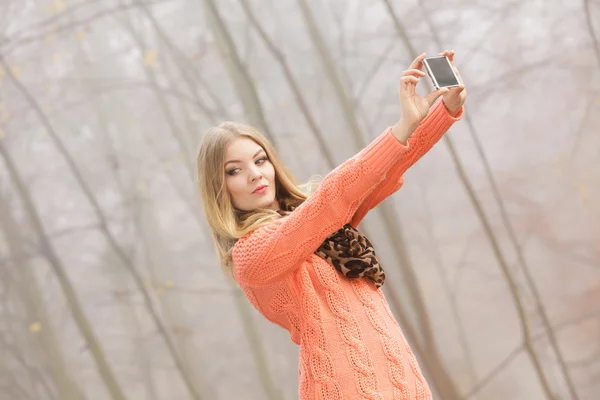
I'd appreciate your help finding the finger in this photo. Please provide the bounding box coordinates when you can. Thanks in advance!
[408,52,427,70]
[402,68,426,78]
[453,67,463,84]
[425,87,449,106]
[439,50,455,65]
[446,86,465,97]
[399,77,411,97]
[401,75,420,85]
[400,75,419,97]
[400,75,420,84]
[447,50,455,64]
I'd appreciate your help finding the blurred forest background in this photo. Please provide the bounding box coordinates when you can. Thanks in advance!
[1,0,599,399]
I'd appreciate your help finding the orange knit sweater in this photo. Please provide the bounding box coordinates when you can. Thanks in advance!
[233,100,463,400]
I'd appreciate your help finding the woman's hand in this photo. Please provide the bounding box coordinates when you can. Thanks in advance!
[393,53,449,143]
[439,50,467,117]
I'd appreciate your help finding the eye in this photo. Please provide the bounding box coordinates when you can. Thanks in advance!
[226,157,268,176]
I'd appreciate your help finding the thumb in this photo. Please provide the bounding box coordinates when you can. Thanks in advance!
[426,88,449,106]
[450,84,466,94]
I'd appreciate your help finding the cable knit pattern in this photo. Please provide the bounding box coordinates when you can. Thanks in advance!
[375,289,432,400]
[314,259,383,399]
[352,279,411,400]
[299,266,343,399]
[232,100,463,399]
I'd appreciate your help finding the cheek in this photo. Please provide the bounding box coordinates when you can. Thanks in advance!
[265,163,276,182]
[225,176,244,197]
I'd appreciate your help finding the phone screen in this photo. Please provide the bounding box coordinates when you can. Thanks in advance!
[426,57,459,87]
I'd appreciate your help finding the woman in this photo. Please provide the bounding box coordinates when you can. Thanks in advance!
[197,50,466,400]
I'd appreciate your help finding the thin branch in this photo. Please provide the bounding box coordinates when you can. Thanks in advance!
[136,3,229,121]
[466,307,600,398]
[567,347,600,368]
[2,0,172,54]
[568,99,594,163]
[237,0,336,167]
[0,130,128,400]
[354,37,397,105]
[584,0,600,69]
[203,0,275,143]
[6,0,108,38]
[415,174,480,387]
[460,2,521,65]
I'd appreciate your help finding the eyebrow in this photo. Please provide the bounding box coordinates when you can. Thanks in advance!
[224,149,265,167]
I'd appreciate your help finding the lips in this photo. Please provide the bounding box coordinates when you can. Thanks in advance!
[252,185,268,194]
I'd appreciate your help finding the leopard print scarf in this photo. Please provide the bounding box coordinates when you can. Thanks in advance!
[277,205,386,288]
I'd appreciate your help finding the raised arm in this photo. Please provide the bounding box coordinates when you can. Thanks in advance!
[232,130,411,286]
[233,51,465,287]
[349,99,464,228]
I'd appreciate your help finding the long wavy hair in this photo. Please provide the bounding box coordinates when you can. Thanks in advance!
[196,122,322,277]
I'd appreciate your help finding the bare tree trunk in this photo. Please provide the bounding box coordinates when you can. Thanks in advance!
[0,206,85,400]
[445,139,557,399]
[376,202,464,399]
[418,3,579,394]
[115,12,196,183]
[196,3,292,400]
[107,278,161,400]
[0,358,38,400]
[137,3,228,123]
[380,1,558,398]
[423,8,582,396]
[114,7,208,226]
[0,295,56,400]
[416,179,479,388]
[0,135,128,400]
[296,0,368,144]
[0,55,201,400]
[82,84,162,400]
[295,1,462,398]
[202,0,275,144]
[112,145,213,399]
[460,66,582,399]
[237,0,336,168]
[120,8,283,399]
[584,0,600,69]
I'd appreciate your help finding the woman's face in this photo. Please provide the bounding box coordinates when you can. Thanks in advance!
[223,136,279,212]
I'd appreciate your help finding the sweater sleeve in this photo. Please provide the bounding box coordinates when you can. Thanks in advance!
[349,100,464,228]
[232,129,412,287]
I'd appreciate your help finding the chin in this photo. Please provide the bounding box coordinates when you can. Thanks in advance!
[257,196,276,210]
[258,199,275,209]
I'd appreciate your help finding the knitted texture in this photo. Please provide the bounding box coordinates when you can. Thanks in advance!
[233,100,463,399]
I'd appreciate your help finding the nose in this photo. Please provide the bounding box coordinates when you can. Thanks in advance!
[248,164,263,181]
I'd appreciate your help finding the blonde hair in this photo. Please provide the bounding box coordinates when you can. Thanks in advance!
[196,122,322,277]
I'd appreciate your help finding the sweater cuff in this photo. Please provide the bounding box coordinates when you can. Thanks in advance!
[418,100,463,137]
[440,100,464,121]
[358,128,410,175]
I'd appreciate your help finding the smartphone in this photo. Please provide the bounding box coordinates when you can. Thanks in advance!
[423,56,460,89]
